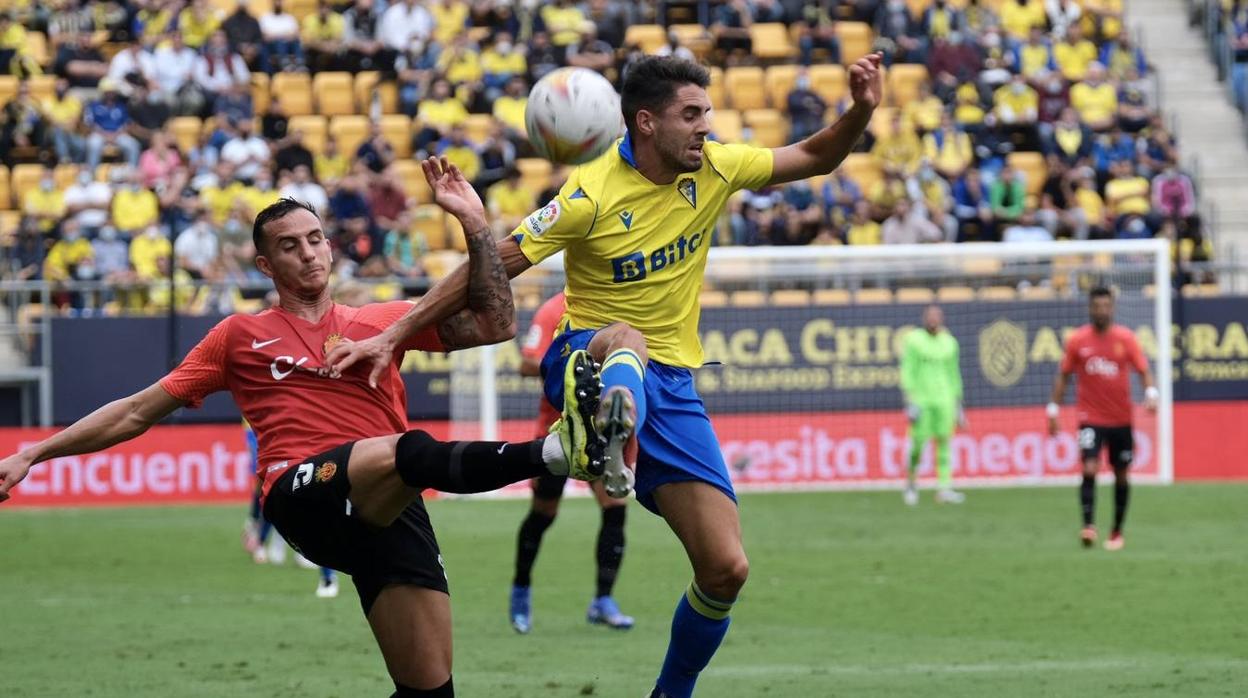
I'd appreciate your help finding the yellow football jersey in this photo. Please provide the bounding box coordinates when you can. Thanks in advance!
[514,137,774,368]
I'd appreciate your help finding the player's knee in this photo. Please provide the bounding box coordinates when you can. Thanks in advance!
[531,497,560,518]
[1081,460,1099,477]
[701,554,750,600]
[394,429,439,489]
[592,323,649,364]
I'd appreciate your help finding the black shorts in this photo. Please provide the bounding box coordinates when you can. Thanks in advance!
[1078,424,1135,470]
[532,473,568,500]
[262,441,449,615]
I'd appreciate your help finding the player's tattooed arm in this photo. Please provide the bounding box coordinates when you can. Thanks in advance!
[436,226,518,350]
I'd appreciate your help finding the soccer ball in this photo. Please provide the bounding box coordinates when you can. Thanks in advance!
[525,67,624,165]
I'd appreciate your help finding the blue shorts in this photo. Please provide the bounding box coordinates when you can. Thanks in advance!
[541,328,737,515]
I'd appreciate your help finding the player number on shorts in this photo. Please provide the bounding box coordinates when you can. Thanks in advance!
[292,462,314,490]
[1078,428,1097,451]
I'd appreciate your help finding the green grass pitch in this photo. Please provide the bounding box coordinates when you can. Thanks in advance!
[4,484,1246,697]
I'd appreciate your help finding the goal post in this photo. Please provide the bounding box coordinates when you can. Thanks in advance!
[450,239,1174,493]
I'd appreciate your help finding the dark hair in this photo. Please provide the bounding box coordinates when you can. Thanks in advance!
[1089,285,1114,301]
[620,56,710,136]
[253,197,319,254]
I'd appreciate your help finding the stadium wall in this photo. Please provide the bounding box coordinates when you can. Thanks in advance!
[1,401,1243,507]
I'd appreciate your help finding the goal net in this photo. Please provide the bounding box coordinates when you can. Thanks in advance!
[448,239,1173,495]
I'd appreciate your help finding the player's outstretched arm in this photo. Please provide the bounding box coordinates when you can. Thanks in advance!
[767,53,883,186]
[0,383,185,502]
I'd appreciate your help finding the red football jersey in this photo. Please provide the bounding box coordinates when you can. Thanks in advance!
[1060,324,1148,426]
[521,292,566,435]
[159,302,442,498]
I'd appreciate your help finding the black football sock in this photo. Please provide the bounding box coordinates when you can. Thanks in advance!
[595,505,627,598]
[1080,475,1096,526]
[394,430,546,493]
[391,676,453,697]
[1112,479,1130,534]
[513,510,555,588]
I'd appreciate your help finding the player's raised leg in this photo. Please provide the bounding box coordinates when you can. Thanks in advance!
[587,324,647,498]
[648,482,747,698]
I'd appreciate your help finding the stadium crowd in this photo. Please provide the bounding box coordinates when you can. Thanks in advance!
[0,0,1213,313]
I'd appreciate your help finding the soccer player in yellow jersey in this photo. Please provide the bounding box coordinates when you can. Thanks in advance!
[329,54,883,698]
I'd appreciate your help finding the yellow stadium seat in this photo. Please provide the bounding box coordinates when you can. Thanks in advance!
[670,24,713,57]
[463,114,495,145]
[0,76,16,106]
[748,23,796,60]
[53,164,78,191]
[251,72,270,115]
[0,210,19,243]
[516,158,553,198]
[963,257,1003,276]
[624,24,668,54]
[813,288,852,304]
[730,290,768,307]
[839,153,882,193]
[329,115,370,158]
[287,115,327,154]
[699,290,728,307]
[286,0,317,22]
[313,72,355,117]
[855,288,893,304]
[977,286,1017,301]
[887,64,928,108]
[771,289,811,306]
[836,22,874,64]
[936,286,975,302]
[725,66,766,111]
[706,67,725,110]
[895,287,935,304]
[1181,283,1222,298]
[410,204,448,250]
[169,116,203,154]
[354,72,399,115]
[272,72,313,116]
[11,164,44,206]
[743,109,788,148]
[379,114,412,158]
[710,109,743,143]
[765,64,800,111]
[809,64,847,110]
[27,74,56,103]
[1019,285,1056,301]
[1007,152,1047,197]
[391,159,432,203]
[0,165,9,209]
[27,32,49,67]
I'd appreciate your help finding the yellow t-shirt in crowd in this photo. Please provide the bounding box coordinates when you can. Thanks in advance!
[130,233,172,280]
[1000,0,1047,38]
[42,95,83,128]
[1074,187,1105,224]
[315,153,349,183]
[200,181,248,225]
[847,220,882,246]
[43,238,93,281]
[481,49,526,78]
[487,180,535,219]
[178,8,221,49]
[24,189,67,233]
[417,98,469,132]
[440,48,483,84]
[1069,81,1118,124]
[112,188,160,232]
[431,1,470,45]
[1104,176,1151,217]
[1054,39,1099,81]
[302,13,345,42]
[492,95,527,133]
[541,5,587,46]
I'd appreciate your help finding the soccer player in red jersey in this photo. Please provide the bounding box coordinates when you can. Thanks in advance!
[508,291,634,634]
[1048,286,1158,551]
[0,159,609,698]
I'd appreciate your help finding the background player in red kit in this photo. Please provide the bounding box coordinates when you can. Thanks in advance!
[0,159,608,698]
[508,292,634,634]
[1048,286,1158,551]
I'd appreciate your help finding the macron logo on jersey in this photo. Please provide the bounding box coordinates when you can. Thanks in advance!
[611,230,705,283]
[1085,356,1120,377]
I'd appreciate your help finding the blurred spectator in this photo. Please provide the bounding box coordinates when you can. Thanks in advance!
[343,0,392,73]
[989,165,1027,237]
[882,199,944,244]
[316,136,350,188]
[261,96,290,142]
[481,33,527,101]
[415,78,469,153]
[43,78,85,164]
[1000,0,1046,41]
[131,224,173,281]
[1116,80,1150,134]
[952,82,987,131]
[281,164,329,215]
[1041,106,1092,166]
[64,169,114,236]
[195,31,251,114]
[367,168,409,232]
[0,80,46,165]
[493,76,529,143]
[0,11,31,76]
[872,113,922,176]
[54,33,109,90]
[797,0,842,67]
[928,33,982,101]
[200,162,242,224]
[24,167,67,236]
[220,118,270,181]
[925,114,974,180]
[953,167,995,241]
[1103,160,1151,229]
[11,222,47,281]
[243,168,281,218]
[430,0,470,47]
[869,170,912,219]
[303,0,346,73]
[903,83,944,133]
[487,167,535,233]
[1070,168,1108,238]
[339,215,376,265]
[526,32,566,84]
[1036,71,1069,125]
[1083,0,1124,43]
[476,124,517,188]
[215,81,255,126]
[1069,63,1117,132]
[1100,33,1147,81]
[786,69,828,143]
[380,0,434,55]
[329,174,373,225]
[993,73,1039,126]
[1002,211,1053,241]
[586,0,628,49]
[357,123,397,174]
[438,34,486,109]
[180,0,224,50]
[567,23,616,73]
[382,212,427,278]
[1054,23,1098,82]
[821,170,862,228]
[1138,122,1178,177]
[112,170,162,236]
[135,1,177,43]
[1037,156,1079,238]
[711,0,754,62]
[1046,0,1082,40]
[1017,27,1056,80]
[543,0,589,48]
[43,219,94,283]
[1091,124,1135,178]
[108,41,158,92]
[437,125,483,184]
[876,0,925,65]
[86,80,143,170]
[91,225,132,284]
[222,0,264,70]
[846,200,882,245]
[924,0,965,43]
[1231,5,1248,111]
[174,212,220,278]
[154,32,203,116]
[128,84,173,149]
